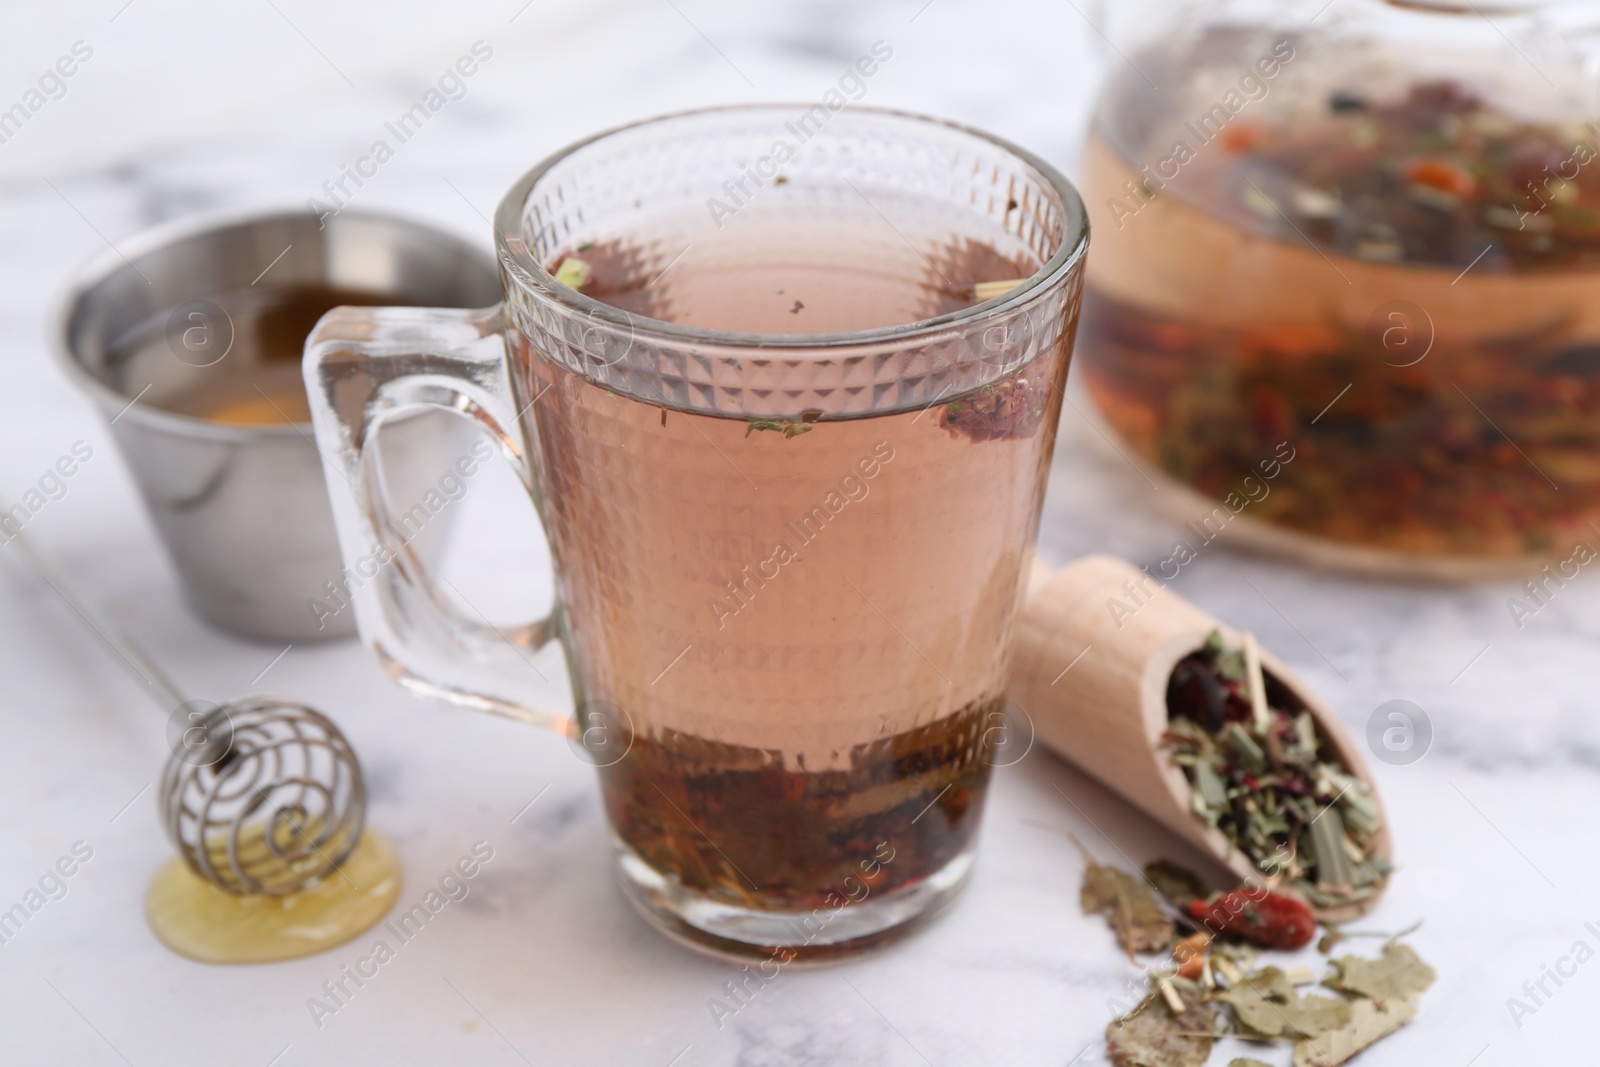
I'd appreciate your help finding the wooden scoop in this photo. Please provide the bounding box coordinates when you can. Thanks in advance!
[1011,554,1390,923]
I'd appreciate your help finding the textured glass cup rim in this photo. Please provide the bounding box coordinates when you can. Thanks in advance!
[492,103,1089,352]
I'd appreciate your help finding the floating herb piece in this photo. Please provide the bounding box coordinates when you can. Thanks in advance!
[1230,1060,1274,1067]
[940,372,1049,442]
[973,278,1027,302]
[553,256,592,290]
[745,418,813,439]
[1164,629,1388,911]
[1325,943,1437,1001]
[1106,982,1217,1067]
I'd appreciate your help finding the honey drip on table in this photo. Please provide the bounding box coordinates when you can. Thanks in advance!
[146,828,402,964]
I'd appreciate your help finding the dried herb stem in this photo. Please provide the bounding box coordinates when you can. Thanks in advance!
[973,278,1027,302]
[1242,632,1270,735]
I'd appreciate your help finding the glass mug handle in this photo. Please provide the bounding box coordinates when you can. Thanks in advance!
[303,304,571,735]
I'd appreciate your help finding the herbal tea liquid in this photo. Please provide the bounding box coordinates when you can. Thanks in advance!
[514,215,1070,915]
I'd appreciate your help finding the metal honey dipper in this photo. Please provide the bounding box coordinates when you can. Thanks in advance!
[5,525,365,897]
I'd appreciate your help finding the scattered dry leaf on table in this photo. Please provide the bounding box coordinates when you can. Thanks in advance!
[1212,966,1351,1041]
[1106,985,1217,1067]
[1242,966,1297,1002]
[1214,979,1350,1040]
[1279,995,1356,1040]
[1293,998,1417,1067]
[1324,943,1436,1001]
[1082,862,1174,957]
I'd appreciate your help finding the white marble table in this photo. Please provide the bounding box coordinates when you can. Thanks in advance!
[0,1,1592,1063]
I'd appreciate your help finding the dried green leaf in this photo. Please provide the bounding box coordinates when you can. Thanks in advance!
[1290,712,1318,760]
[1308,806,1356,891]
[1292,997,1416,1067]
[1301,883,1379,908]
[1230,1060,1275,1067]
[1224,724,1268,774]
[553,256,592,289]
[1213,986,1291,1038]
[1082,862,1175,956]
[1215,968,1353,1041]
[1193,760,1230,819]
[1218,654,1248,685]
[1200,629,1249,681]
[744,418,813,439]
[1337,785,1381,838]
[1214,939,1258,959]
[1107,985,1217,1067]
[1281,995,1356,1040]
[1325,943,1437,1002]
[1144,859,1208,907]
[1244,967,1298,1002]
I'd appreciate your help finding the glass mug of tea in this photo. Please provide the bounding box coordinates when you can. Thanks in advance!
[305,105,1088,958]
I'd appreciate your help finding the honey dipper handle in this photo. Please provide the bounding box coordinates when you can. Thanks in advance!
[3,525,190,712]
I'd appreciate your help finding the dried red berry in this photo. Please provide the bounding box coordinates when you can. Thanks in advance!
[1186,889,1317,950]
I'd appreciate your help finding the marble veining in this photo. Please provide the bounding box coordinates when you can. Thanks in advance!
[0,0,1592,1063]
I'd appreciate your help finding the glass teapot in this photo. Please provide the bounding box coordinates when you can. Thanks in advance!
[1077,0,1600,577]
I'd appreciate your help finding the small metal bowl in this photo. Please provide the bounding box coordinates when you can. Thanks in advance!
[53,208,501,642]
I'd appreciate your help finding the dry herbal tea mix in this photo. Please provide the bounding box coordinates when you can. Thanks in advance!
[1164,631,1389,911]
[1068,847,1435,1067]
[1081,72,1600,558]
